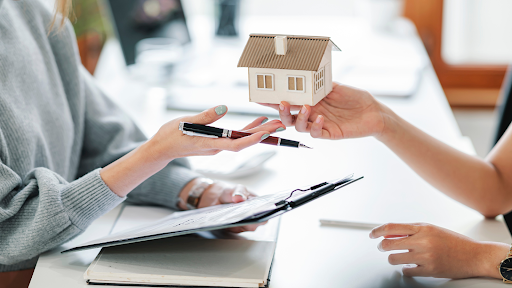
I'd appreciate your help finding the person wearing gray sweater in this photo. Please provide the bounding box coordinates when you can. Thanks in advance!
[0,0,284,277]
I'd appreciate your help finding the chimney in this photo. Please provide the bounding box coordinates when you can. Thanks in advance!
[275,36,287,55]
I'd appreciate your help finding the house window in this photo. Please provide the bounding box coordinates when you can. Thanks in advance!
[256,74,274,90]
[314,68,324,93]
[287,76,305,92]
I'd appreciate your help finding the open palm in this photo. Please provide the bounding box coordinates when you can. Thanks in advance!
[260,83,386,139]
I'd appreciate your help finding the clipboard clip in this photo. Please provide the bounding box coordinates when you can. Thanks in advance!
[274,183,328,207]
[274,174,356,208]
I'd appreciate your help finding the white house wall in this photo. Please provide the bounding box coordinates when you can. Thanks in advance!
[312,43,333,105]
[248,68,314,105]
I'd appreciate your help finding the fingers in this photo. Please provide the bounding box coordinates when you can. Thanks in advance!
[231,184,250,203]
[218,184,251,204]
[242,117,269,130]
[244,119,285,134]
[378,236,412,252]
[209,131,270,152]
[295,105,311,132]
[370,223,419,239]
[183,105,228,125]
[310,115,323,138]
[388,252,417,266]
[197,183,223,208]
[278,102,297,126]
[310,115,331,139]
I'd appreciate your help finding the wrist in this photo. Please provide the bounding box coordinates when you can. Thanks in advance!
[178,178,200,210]
[475,241,510,279]
[375,103,401,143]
[100,141,171,197]
[143,136,176,164]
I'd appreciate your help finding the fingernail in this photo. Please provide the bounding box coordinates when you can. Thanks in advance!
[279,103,285,111]
[215,105,227,115]
[301,106,307,114]
[369,231,373,239]
[261,118,268,124]
[276,127,285,132]
[232,191,248,201]
[316,115,322,124]
[261,133,270,140]
[377,242,384,252]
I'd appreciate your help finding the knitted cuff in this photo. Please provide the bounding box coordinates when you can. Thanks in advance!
[61,168,125,230]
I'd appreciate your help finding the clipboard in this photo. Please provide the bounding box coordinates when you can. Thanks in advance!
[62,174,363,253]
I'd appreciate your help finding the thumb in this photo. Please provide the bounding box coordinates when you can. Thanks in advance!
[185,105,228,125]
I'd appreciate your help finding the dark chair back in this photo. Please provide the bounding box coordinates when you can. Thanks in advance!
[493,65,512,233]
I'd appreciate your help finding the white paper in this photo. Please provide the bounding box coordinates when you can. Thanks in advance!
[76,189,308,249]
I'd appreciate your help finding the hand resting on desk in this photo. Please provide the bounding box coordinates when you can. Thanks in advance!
[370,222,507,279]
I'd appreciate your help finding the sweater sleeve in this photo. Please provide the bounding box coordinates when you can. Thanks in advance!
[0,163,124,266]
[77,67,201,210]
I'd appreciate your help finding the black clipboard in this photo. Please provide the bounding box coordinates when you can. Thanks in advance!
[62,174,363,254]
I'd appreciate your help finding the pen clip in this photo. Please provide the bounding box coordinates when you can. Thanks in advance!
[182,131,219,138]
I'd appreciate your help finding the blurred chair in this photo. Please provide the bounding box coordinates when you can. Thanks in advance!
[493,65,512,234]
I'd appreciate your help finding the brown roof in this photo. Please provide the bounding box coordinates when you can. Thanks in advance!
[237,34,340,71]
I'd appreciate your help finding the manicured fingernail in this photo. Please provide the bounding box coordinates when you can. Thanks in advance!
[316,115,322,124]
[261,118,268,124]
[279,103,285,111]
[215,105,227,115]
[276,127,285,132]
[261,133,270,140]
[377,242,384,252]
[301,106,307,114]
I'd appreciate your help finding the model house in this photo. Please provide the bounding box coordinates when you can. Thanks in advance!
[238,34,340,106]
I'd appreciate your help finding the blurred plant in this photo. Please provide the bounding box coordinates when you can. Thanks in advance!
[72,0,113,74]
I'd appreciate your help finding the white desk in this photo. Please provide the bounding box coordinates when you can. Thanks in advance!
[29,16,510,288]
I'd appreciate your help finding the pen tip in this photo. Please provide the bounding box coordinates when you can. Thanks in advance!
[299,143,313,149]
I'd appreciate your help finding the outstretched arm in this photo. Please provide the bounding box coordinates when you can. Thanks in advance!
[263,83,512,218]
[378,103,512,218]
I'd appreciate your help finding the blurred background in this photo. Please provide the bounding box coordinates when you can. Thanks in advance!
[46,0,512,158]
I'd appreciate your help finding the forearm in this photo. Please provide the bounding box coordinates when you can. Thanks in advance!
[100,140,172,197]
[377,105,510,217]
[100,139,201,208]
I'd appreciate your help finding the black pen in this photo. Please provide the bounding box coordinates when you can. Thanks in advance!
[179,122,312,149]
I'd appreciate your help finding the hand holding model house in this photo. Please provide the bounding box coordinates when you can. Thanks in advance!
[238,34,340,106]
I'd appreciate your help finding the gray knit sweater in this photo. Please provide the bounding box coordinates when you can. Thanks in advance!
[0,0,200,272]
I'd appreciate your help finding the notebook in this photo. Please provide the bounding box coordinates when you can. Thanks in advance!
[85,219,279,287]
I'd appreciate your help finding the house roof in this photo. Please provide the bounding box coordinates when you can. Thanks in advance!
[237,34,340,71]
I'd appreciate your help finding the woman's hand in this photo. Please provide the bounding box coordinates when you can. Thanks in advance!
[370,223,509,279]
[149,105,285,161]
[260,83,389,140]
[179,179,264,233]
[101,105,284,197]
